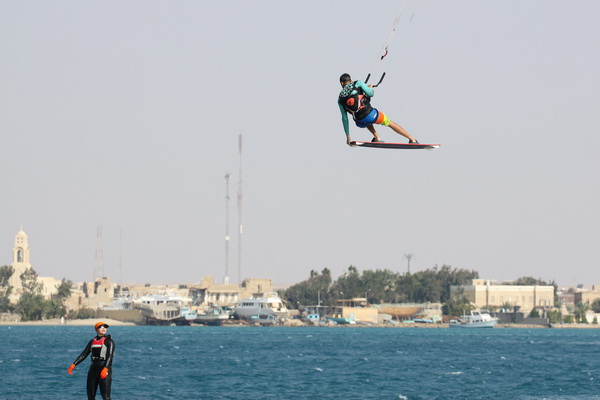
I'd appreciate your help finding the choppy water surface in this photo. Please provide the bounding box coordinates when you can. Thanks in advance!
[1,325,599,399]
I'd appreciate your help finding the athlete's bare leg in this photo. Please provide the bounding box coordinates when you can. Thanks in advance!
[388,120,418,143]
[367,125,382,142]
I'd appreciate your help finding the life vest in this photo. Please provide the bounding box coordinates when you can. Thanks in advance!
[91,337,108,361]
[339,81,373,120]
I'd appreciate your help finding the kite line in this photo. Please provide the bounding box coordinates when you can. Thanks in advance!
[365,0,415,88]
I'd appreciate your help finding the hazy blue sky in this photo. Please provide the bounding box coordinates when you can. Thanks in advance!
[1,1,599,287]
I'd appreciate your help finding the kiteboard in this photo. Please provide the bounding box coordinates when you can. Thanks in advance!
[351,141,440,150]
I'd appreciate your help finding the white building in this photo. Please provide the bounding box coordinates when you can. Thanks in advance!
[450,279,554,310]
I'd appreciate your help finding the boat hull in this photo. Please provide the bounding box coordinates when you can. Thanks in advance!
[449,320,497,328]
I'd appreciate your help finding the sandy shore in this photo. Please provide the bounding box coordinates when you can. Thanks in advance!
[0,318,135,326]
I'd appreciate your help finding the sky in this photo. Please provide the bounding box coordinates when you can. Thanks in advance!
[1,1,599,288]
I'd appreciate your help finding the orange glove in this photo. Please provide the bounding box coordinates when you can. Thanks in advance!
[67,364,76,375]
[100,367,109,379]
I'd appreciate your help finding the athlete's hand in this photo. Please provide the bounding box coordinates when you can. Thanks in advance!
[67,364,76,375]
[100,367,109,379]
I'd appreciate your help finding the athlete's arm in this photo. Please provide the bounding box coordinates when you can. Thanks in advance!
[354,81,374,97]
[72,340,93,366]
[338,102,351,145]
[103,338,115,368]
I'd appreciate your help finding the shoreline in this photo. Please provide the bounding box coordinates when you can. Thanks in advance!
[1,318,600,329]
[0,318,135,326]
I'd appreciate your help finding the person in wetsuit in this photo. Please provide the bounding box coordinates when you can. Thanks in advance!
[68,321,115,400]
[338,73,418,146]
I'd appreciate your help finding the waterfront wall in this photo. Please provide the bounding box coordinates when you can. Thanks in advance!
[497,312,549,325]
[95,309,144,324]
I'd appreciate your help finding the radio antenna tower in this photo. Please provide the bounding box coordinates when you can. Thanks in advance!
[224,172,231,284]
[237,133,243,284]
[118,227,123,294]
[404,253,414,274]
[93,226,105,281]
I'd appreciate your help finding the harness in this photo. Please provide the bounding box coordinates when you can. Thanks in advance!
[339,81,373,120]
[91,337,108,361]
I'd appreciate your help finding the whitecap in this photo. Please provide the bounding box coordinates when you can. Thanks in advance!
[136,376,146,380]
[398,395,408,400]
[173,346,179,349]
[447,371,463,375]
[314,367,323,372]
[11,359,20,362]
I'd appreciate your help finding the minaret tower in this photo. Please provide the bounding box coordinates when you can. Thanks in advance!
[9,227,32,297]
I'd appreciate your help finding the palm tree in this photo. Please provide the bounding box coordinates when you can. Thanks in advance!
[574,302,591,323]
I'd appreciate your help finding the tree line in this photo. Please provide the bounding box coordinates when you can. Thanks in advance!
[281,266,600,321]
[0,265,71,321]
[281,264,479,314]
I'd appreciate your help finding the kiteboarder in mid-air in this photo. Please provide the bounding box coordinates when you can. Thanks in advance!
[338,73,418,146]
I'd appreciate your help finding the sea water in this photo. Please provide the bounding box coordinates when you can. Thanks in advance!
[1,325,599,400]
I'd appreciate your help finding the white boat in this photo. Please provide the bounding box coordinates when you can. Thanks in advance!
[193,305,233,326]
[449,310,499,328]
[234,292,289,321]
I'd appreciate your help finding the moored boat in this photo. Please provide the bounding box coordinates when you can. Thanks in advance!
[234,292,289,321]
[449,310,499,328]
[133,294,191,325]
[194,305,233,326]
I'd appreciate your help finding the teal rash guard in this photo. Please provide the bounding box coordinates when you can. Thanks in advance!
[338,80,375,136]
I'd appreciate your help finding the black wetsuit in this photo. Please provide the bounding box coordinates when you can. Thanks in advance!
[72,334,116,400]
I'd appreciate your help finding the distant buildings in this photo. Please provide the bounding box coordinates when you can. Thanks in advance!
[450,279,555,310]
[574,285,600,306]
[6,227,600,323]
[64,277,117,310]
[3,228,281,314]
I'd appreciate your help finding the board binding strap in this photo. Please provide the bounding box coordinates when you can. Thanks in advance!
[351,141,440,150]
